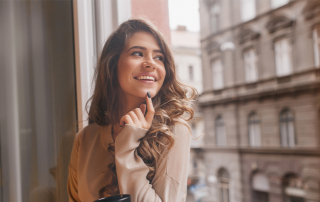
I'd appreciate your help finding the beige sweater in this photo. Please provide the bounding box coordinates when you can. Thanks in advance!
[67,122,191,202]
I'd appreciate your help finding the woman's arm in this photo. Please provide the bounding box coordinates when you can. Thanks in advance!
[67,130,82,202]
[114,122,191,202]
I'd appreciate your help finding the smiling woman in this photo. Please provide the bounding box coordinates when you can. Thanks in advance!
[67,18,198,202]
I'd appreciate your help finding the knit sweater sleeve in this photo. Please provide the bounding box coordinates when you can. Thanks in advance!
[114,123,191,202]
[67,129,82,202]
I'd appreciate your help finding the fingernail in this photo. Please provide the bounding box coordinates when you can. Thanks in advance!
[147,92,151,98]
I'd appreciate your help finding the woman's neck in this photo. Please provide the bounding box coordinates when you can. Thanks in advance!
[112,93,145,140]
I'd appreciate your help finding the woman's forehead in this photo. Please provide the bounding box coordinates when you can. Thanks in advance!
[124,31,161,51]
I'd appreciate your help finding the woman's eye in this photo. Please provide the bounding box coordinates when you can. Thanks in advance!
[154,55,164,61]
[131,51,143,56]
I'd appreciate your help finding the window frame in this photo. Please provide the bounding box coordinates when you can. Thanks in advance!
[218,168,230,202]
[211,59,224,90]
[241,0,256,22]
[215,115,227,147]
[243,48,258,83]
[313,25,320,68]
[271,0,290,9]
[248,112,261,147]
[210,2,220,33]
[274,37,292,77]
[279,108,296,147]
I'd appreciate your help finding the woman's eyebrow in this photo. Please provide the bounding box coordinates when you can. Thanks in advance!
[127,46,163,53]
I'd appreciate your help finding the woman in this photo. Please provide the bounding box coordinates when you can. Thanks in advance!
[67,18,197,202]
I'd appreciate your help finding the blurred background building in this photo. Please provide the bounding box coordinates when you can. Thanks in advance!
[170,25,207,201]
[198,0,320,202]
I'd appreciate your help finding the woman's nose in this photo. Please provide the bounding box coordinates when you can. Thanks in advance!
[142,59,156,70]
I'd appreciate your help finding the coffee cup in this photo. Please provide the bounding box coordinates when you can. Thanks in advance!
[94,194,131,202]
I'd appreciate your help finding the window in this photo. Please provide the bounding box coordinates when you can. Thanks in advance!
[283,174,305,202]
[241,0,256,22]
[274,38,292,77]
[313,26,320,68]
[210,3,220,33]
[244,49,258,83]
[271,0,289,9]
[215,115,226,146]
[252,172,270,202]
[218,168,230,202]
[189,65,194,81]
[212,59,224,90]
[280,109,295,147]
[248,112,261,147]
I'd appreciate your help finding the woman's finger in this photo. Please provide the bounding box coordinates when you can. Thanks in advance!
[120,114,134,126]
[128,111,141,127]
[145,92,155,125]
[139,103,146,116]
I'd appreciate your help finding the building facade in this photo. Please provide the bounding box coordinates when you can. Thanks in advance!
[198,0,320,202]
[170,26,207,201]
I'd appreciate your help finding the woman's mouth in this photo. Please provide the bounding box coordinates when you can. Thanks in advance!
[134,75,157,82]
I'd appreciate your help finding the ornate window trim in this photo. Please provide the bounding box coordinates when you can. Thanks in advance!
[303,1,320,21]
[206,41,221,55]
[237,28,260,45]
[266,15,294,34]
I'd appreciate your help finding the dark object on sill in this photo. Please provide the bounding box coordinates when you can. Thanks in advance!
[94,194,131,202]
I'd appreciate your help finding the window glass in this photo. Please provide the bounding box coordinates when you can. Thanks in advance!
[313,27,320,68]
[244,49,258,83]
[212,59,224,90]
[248,112,261,147]
[271,0,289,9]
[275,38,292,76]
[280,109,295,147]
[241,0,256,22]
[210,3,220,33]
[218,168,230,202]
[215,116,226,146]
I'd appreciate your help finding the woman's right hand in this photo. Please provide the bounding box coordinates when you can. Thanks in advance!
[119,92,154,130]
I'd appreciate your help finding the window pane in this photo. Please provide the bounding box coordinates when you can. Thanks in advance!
[254,124,261,147]
[275,38,292,76]
[313,28,320,67]
[271,0,289,9]
[244,49,257,82]
[241,0,256,21]
[210,4,220,33]
[288,121,295,147]
[212,60,224,89]
[281,122,288,147]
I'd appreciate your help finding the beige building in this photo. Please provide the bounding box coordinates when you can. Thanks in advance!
[198,0,320,202]
[171,26,207,201]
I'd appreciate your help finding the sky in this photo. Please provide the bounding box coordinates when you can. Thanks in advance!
[168,0,200,32]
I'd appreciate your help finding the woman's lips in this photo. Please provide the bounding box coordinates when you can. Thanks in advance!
[134,78,156,84]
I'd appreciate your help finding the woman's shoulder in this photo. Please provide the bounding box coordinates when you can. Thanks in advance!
[75,122,104,142]
[169,118,191,137]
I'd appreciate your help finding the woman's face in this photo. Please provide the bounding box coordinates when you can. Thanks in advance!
[117,31,166,100]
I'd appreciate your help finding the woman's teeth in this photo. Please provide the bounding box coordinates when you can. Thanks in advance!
[136,76,155,81]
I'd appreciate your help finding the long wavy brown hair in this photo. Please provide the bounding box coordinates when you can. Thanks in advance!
[86,18,198,196]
